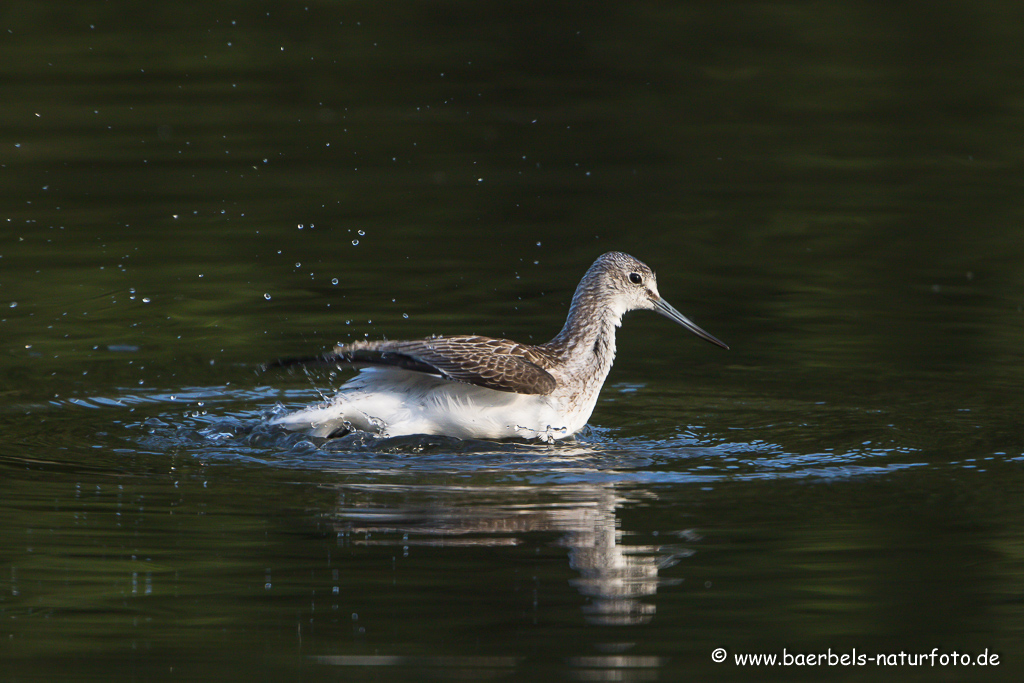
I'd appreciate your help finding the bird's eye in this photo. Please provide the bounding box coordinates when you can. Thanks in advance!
[628,272,643,285]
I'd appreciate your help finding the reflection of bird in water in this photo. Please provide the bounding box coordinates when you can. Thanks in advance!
[331,483,695,626]
[268,252,726,441]
[564,497,661,626]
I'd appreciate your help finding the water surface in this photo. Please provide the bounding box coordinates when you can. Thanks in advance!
[3,1,1024,681]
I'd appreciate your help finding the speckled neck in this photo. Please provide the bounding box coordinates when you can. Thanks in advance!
[541,261,623,392]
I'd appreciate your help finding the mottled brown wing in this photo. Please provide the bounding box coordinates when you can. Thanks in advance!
[331,336,558,395]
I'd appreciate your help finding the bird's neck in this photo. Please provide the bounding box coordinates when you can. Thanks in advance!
[544,279,624,383]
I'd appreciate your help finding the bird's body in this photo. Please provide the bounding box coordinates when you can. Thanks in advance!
[269,252,727,441]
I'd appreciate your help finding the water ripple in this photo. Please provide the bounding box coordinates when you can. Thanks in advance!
[3,385,932,484]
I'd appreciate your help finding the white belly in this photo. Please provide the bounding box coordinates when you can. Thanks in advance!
[272,367,590,441]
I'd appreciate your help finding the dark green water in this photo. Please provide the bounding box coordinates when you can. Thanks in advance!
[3,1,1024,681]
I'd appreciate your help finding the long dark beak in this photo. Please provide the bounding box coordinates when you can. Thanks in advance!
[653,297,729,350]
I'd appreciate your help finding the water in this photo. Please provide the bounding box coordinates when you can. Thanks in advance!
[4,1,1024,681]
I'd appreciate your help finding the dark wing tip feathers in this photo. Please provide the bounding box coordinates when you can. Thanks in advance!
[261,348,436,376]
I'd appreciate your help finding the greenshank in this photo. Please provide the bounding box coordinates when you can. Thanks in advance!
[269,252,727,441]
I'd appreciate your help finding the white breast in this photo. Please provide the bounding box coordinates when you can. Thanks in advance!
[272,367,579,441]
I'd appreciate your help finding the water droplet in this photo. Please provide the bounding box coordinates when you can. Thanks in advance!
[351,239,359,246]
[331,278,339,285]
[8,302,16,308]
[297,224,304,229]
[357,229,365,236]
[295,262,301,268]
[264,293,271,300]
[402,313,409,319]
